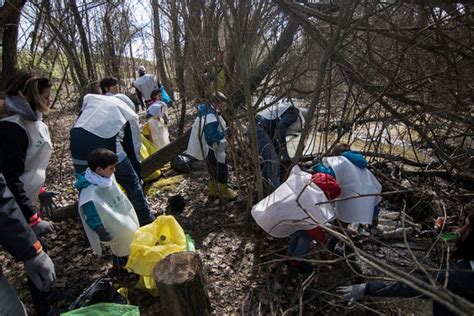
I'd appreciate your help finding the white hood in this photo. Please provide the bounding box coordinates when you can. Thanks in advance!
[75,94,138,138]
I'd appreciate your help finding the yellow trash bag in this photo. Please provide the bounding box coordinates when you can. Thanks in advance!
[140,134,161,182]
[141,133,156,156]
[126,215,186,291]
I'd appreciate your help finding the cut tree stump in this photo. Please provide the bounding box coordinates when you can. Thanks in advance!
[154,252,211,316]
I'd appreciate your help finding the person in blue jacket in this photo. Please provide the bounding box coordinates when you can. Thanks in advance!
[187,93,237,200]
[313,143,380,226]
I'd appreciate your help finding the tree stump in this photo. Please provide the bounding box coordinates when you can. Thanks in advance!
[153,252,211,316]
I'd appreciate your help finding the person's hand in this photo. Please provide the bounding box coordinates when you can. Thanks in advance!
[94,225,113,242]
[336,283,367,301]
[31,218,54,237]
[39,191,59,216]
[24,251,56,292]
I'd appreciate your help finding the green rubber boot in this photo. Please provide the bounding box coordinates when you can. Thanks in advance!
[218,183,238,201]
[208,180,219,198]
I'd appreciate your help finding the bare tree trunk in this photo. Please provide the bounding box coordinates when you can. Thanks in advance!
[169,0,188,135]
[103,4,120,79]
[69,0,95,83]
[29,1,44,66]
[44,0,88,97]
[229,18,300,107]
[0,0,27,92]
[151,0,172,92]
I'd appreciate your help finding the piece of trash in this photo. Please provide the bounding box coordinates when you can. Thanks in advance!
[440,232,460,242]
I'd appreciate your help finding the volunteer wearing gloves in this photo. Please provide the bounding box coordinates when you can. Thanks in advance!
[0,70,56,236]
[186,93,237,200]
[0,70,57,315]
[0,174,56,315]
[337,210,474,316]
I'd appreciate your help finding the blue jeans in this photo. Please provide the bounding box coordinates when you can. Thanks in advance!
[114,157,153,225]
[288,230,312,259]
[256,125,280,189]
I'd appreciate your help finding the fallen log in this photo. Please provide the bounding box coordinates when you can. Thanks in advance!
[50,202,78,221]
[154,252,211,316]
[141,129,191,178]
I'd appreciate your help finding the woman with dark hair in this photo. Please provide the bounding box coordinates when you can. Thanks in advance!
[337,211,474,316]
[0,69,57,315]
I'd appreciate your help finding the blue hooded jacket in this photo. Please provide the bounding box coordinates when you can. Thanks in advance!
[312,150,368,177]
[160,86,172,106]
[197,103,225,147]
[341,151,368,168]
[74,172,103,230]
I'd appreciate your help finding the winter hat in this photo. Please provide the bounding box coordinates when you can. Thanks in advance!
[311,172,341,200]
[138,65,146,74]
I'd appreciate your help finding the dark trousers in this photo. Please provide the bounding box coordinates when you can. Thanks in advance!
[28,238,53,316]
[206,149,228,183]
[255,125,280,189]
[256,107,299,162]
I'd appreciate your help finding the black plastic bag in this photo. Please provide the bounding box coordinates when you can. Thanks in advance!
[68,277,126,310]
[171,155,193,173]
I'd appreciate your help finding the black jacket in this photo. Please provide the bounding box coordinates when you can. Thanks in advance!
[0,173,40,264]
[366,260,474,316]
[0,95,43,220]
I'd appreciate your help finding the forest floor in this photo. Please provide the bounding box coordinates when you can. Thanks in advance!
[1,102,469,315]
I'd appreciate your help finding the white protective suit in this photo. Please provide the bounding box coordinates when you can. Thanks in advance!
[133,74,157,101]
[251,165,335,238]
[326,156,382,224]
[258,100,306,134]
[78,179,139,257]
[0,113,52,203]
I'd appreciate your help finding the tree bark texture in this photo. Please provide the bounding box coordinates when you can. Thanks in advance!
[69,0,95,82]
[154,252,211,316]
[229,18,300,107]
[141,129,191,178]
[151,0,171,93]
[0,0,27,93]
